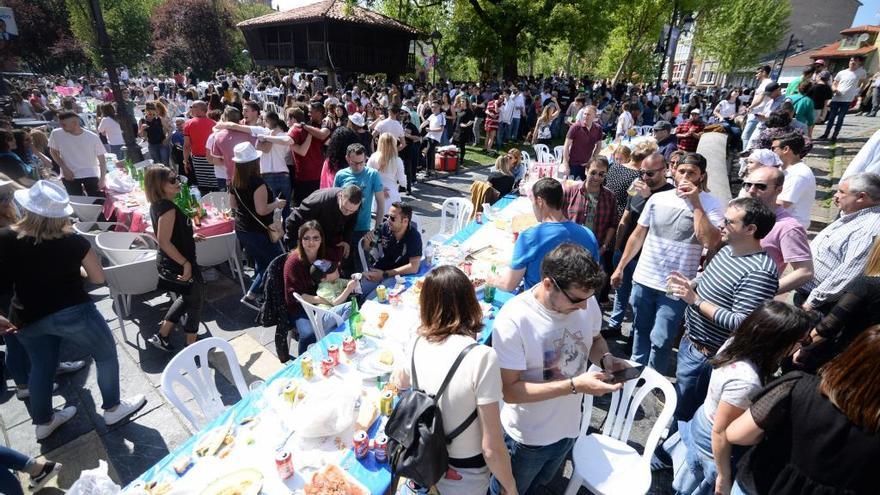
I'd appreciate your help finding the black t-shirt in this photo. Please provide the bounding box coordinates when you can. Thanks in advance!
[232,176,273,233]
[807,83,833,109]
[488,171,515,197]
[141,117,165,145]
[150,199,196,271]
[621,182,675,246]
[374,221,423,271]
[0,228,91,326]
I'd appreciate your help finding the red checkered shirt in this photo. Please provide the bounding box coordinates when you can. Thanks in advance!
[563,183,617,239]
[675,120,704,152]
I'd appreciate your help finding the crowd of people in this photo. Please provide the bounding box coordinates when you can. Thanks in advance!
[0,60,879,495]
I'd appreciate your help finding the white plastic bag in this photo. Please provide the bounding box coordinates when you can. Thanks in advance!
[296,375,361,438]
[68,460,121,495]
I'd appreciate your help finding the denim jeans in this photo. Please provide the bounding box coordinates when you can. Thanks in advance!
[291,303,350,355]
[741,115,759,151]
[608,252,638,329]
[490,433,576,495]
[496,122,511,150]
[674,338,713,423]
[630,282,688,376]
[16,302,121,424]
[870,87,880,116]
[0,446,30,495]
[107,144,125,161]
[510,117,521,142]
[148,143,170,166]
[824,101,851,139]
[4,333,29,387]
[236,229,283,296]
[262,172,292,219]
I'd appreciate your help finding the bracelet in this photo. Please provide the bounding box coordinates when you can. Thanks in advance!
[569,377,577,395]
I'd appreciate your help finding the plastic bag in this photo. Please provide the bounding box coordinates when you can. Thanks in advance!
[68,460,121,495]
[296,375,360,438]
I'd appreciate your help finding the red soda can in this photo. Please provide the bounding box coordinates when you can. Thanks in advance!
[462,261,472,276]
[476,212,483,224]
[353,430,370,459]
[373,434,389,462]
[321,357,334,377]
[327,344,340,365]
[275,450,295,479]
[513,231,520,243]
[342,336,356,356]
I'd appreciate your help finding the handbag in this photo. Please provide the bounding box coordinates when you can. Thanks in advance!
[231,187,284,243]
[157,262,193,295]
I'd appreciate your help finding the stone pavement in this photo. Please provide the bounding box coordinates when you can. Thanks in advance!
[2,120,872,492]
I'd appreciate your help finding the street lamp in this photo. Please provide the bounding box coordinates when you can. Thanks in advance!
[655,1,694,91]
[774,35,804,82]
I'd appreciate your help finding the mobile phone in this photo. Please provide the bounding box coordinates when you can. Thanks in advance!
[606,365,645,384]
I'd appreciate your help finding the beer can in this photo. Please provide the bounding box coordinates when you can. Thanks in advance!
[327,344,340,365]
[380,390,394,416]
[275,450,295,479]
[300,355,314,379]
[373,434,389,463]
[321,357,335,377]
[376,284,388,303]
[283,382,298,403]
[342,335,356,356]
[353,430,370,459]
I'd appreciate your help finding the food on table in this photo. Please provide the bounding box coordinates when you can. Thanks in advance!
[199,468,263,495]
[379,349,395,366]
[470,277,486,289]
[305,464,369,495]
[413,279,424,294]
[511,212,537,233]
[145,481,172,495]
[377,311,389,329]
[355,395,378,431]
[173,456,193,476]
[194,423,232,457]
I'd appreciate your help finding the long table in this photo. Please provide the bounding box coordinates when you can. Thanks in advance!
[128,194,528,494]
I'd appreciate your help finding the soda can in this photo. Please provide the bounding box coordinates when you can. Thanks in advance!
[321,357,335,377]
[342,335,356,356]
[283,382,298,403]
[353,430,370,459]
[513,231,520,243]
[327,344,340,365]
[380,390,394,416]
[275,450,295,479]
[301,355,314,379]
[376,284,388,303]
[461,261,472,276]
[476,212,483,224]
[373,434,389,463]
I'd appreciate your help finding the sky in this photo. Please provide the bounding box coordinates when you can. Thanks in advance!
[853,0,880,26]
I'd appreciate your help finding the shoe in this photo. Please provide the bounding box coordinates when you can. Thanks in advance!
[104,394,146,426]
[35,406,77,440]
[240,296,261,311]
[29,461,62,491]
[56,360,86,375]
[817,134,828,141]
[147,333,174,352]
[16,382,59,400]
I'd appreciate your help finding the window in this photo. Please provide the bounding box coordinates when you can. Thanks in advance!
[839,34,861,50]
[699,61,718,85]
[672,62,687,81]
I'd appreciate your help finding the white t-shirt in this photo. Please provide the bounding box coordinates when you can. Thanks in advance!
[374,118,405,145]
[48,128,105,179]
[249,127,290,175]
[616,111,634,137]
[702,345,761,422]
[206,133,226,180]
[832,67,867,102]
[633,189,725,291]
[499,99,515,123]
[426,113,446,142]
[97,116,125,146]
[401,334,502,459]
[492,288,602,446]
[778,161,816,229]
[715,100,736,119]
[367,151,406,214]
[747,78,772,115]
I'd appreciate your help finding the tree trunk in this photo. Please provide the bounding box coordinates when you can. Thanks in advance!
[565,44,574,77]
[612,46,635,86]
[528,49,535,77]
[500,29,519,79]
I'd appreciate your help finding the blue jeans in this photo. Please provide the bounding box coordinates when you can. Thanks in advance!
[496,122,511,150]
[608,251,637,329]
[4,333,29,387]
[824,101,850,139]
[290,303,351,354]
[107,144,125,161]
[262,172,292,219]
[674,338,713,423]
[15,302,120,424]
[630,282,687,376]
[741,116,759,151]
[215,178,227,191]
[490,434,575,495]
[510,117,521,142]
[148,143,170,166]
[0,446,30,495]
[236,229,283,296]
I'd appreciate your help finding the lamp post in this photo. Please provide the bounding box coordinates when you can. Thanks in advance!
[655,2,693,92]
[429,30,441,86]
[773,35,804,82]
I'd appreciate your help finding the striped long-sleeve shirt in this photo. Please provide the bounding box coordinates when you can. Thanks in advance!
[686,245,779,352]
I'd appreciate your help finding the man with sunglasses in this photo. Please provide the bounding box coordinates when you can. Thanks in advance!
[562,156,616,255]
[358,201,422,297]
[490,243,627,495]
[742,167,814,296]
[772,133,815,229]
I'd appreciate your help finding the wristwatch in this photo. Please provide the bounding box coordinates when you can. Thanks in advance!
[692,296,705,308]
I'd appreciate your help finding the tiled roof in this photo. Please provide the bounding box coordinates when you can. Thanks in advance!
[237,0,419,34]
[810,41,877,59]
[840,25,880,35]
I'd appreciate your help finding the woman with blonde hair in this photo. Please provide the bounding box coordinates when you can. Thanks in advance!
[487,154,514,197]
[531,104,559,146]
[368,132,407,215]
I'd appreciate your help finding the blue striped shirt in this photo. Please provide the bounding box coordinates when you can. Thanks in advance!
[686,245,779,352]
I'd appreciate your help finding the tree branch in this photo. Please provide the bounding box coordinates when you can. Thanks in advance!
[467,0,500,31]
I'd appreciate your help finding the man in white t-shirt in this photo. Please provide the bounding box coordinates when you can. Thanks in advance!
[48,111,107,197]
[490,243,626,495]
[773,133,816,229]
[420,100,445,176]
[820,56,867,142]
[372,105,405,150]
[742,65,772,150]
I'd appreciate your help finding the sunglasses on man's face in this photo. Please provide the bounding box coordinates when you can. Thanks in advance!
[551,278,589,305]
[639,169,662,178]
[742,181,768,191]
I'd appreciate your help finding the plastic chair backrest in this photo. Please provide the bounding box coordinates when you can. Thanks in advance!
[357,235,382,273]
[438,197,474,237]
[103,257,159,297]
[73,221,128,253]
[553,145,564,163]
[638,125,654,136]
[160,337,249,430]
[292,292,345,343]
[69,202,103,222]
[95,232,157,266]
[533,144,552,163]
[580,362,677,459]
[195,232,236,267]
[520,151,531,166]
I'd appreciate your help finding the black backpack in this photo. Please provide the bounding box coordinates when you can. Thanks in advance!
[384,337,479,490]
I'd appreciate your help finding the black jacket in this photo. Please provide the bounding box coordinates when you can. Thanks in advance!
[284,187,356,249]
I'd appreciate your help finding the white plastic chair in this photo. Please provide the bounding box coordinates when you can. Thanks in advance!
[520,150,532,166]
[95,231,157,266]
[103,258,159,340]
[428,197,474,245]
[533,143,552,163]
[195,232,247,295]
[73,221,128,254]
[637,125,654,136]
[160,337,249,430]
[292,292,345,345]
[553,145,565,163]
[68,196,105,222]
[563,362,677,495]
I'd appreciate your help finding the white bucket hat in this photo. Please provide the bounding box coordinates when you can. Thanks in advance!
[349,112,365,127]
[13,180,74,218]
[748,148,783,167]
[232,142,262,163]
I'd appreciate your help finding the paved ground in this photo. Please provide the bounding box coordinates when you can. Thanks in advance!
[3,115,876,493]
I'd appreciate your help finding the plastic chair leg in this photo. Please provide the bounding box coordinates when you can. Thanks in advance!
[563,472,584,495]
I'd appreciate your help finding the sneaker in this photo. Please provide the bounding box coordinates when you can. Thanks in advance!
[29,461,62,491]
[147,333,174,352]
[35,406,77,440]
[56,360,87,375]
[104,394,147,426]
[16,382,59,400]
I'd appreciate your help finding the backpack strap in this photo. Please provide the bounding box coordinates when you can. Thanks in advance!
[410,336,421,391]
[445,409,478,443]
[434,343,479,400]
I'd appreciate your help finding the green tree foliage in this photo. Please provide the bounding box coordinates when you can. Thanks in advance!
[151,0,235,76]
[595,0,669,82]
[65,0,158,69]
[693,0,790,73]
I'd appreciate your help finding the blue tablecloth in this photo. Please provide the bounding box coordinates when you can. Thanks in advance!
[132,193,523,493]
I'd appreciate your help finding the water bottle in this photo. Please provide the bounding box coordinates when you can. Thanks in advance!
[273,207,282,226]
[424,240,436,266]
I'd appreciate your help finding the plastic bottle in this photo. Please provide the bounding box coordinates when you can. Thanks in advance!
[483,265,497,303]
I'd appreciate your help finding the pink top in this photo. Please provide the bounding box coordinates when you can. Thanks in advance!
[319,159,337,189]
[761,207,812,273]
[211,130,256,181]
